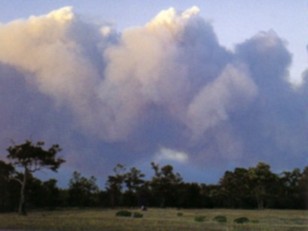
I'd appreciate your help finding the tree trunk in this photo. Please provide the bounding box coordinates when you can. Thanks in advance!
[18,168,27,215]
[110,190,115,208]
[257,197,264,210]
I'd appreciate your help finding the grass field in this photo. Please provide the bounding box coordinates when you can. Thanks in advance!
[0,208,308,231]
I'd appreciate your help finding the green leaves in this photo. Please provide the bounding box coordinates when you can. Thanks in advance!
[6,140,65,215]
[7,140,64,172]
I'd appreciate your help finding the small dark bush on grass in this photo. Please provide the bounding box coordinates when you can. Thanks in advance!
[213,215,227,223]
[194,216,206,222]
[177,212,183,217]
[234,217,249,224]
[133,212,143,218]
[116,210,132,217]
[116,210,143,218]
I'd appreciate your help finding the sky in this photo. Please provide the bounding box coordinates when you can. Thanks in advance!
[0,0,307,187]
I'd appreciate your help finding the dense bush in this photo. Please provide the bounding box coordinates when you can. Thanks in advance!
[213,215,227,223]
[115,210,143,218]
[115,210,132,217]
[234,217,249,224]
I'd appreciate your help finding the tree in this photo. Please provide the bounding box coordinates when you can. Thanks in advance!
[298,166,308,209]
[124,167,145,193]
[0,160,15,211]
[106,164,126,207]
[26,178,61,209]
[150,162,183,207]
[42,179,61,209]
[6,140,64,215]
[68,171,99,207]
[248,162,278,209]
[278,168,301,208]
[219,168,253,208]
[176,183,203,208]
[123,167,145,207]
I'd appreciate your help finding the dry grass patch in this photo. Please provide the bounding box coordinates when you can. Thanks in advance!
[0,208,307,231]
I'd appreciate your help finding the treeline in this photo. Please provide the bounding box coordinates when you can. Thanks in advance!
[1,160,308,212]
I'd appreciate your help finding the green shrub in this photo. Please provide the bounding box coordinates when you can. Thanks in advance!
[133,212,143,218]
[234,217,249,224]
[213,215,227,223]
[194,215,206,222]
[115,210,132,217]
[116,210,143,218]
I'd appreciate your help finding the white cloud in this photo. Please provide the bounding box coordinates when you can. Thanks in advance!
[154,147,189,164]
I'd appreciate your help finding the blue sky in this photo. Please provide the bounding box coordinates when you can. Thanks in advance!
[0,1,307,186]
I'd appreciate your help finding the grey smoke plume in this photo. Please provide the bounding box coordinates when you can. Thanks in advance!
[0,6,307,182]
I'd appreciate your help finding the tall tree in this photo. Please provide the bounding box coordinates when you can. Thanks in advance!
[248,162,278,209]
[299,166,308,209]
[68,171,99,207]
[6,140,64,215]
[123,167,145,207]
[219,167,253,208]
[42,179,61,209]
[177,183,202,208]
[0,160,15,211]
[150,162,183,207]
[124,167,145,193]
[106,164,126,207]
[30,178,61,209]
[278,168,301,208]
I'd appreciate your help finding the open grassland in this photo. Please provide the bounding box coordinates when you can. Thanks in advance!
[0,208,308,231]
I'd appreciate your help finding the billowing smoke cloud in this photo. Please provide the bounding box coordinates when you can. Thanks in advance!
[0,6,307,184]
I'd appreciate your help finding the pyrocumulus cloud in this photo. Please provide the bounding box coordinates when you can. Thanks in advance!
[0,6,307,182]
